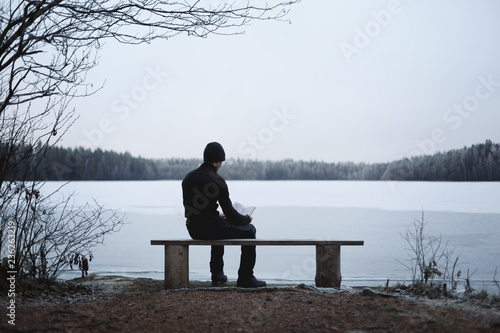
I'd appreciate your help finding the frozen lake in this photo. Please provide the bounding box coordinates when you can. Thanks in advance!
[46,180,500,291]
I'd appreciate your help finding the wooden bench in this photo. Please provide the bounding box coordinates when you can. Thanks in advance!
[151,239,364,289]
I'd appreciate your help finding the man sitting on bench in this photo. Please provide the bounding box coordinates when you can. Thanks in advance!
[182,142,266,288]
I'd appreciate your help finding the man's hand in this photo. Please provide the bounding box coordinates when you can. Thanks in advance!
[248,215,253,222]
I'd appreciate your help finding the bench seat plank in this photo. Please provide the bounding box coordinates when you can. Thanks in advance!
[151,239,364,246]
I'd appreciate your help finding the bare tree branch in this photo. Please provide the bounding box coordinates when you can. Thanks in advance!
[0,0,297,282]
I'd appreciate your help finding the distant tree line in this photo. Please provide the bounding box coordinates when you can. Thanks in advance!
[3,140,500,181]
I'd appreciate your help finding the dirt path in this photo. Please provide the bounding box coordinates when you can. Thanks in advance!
[2,276,500,332]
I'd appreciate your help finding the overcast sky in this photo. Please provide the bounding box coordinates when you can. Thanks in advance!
[61,0,500,163]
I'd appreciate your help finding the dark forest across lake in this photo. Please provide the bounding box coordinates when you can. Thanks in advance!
[7,140,500,181]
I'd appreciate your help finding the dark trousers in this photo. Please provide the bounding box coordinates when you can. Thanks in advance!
[187,219,257,279]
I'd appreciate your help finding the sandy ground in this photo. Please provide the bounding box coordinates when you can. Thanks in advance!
[1,276,500,332]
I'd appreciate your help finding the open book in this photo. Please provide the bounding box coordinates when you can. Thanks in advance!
[233,202,256,216]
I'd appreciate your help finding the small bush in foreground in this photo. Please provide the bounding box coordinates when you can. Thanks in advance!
[396,211,499,308]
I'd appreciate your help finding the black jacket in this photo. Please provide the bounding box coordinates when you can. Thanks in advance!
[182,163,250,227]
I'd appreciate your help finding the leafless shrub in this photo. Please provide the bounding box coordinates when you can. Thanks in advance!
[1,181,124,280]
[398,210,460,288]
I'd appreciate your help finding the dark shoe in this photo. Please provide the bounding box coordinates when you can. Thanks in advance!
[211,272,228,286]
[237,276,266,288]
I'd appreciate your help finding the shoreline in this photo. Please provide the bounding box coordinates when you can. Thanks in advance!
[58,270,500,295]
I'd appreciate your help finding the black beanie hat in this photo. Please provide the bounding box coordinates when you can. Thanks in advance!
[203,142,226,163]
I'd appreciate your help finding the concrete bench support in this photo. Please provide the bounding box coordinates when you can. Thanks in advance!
[164,245,189,289]
[315,245,341,288]
[151,240,364,289]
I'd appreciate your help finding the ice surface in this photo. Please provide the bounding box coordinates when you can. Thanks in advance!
[45,181,500,290]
